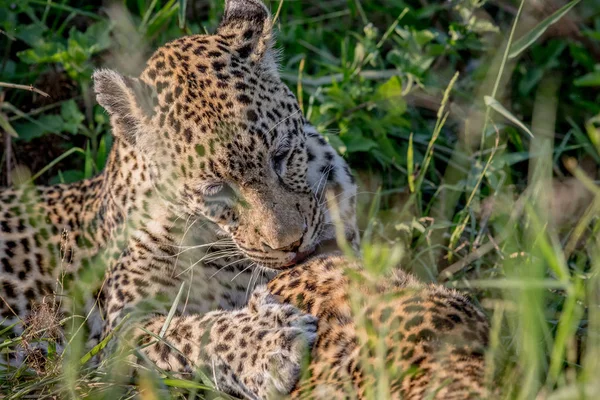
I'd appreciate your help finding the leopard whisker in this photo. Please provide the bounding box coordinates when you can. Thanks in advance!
[158,239,236,259]
[318,191,359,208]
[201,252,242,265]
[231,262,256,282]
[209,257,250,279]
[260,266,267,285]
[176,249,242,277]
[265,108,301,136]
[246,266,261,302]
[170,214,194,276]
[162,237,235,250]
[310,163,333,193]
[317,165,336,204]
[182,258,194,314]
[311,164,335,202]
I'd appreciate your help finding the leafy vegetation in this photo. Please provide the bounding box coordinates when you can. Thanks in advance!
[1,0,600,398]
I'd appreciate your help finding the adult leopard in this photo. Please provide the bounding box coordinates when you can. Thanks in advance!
[0,0,358,398]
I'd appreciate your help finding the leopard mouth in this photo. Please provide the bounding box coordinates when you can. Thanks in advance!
[282,238,342,267]
[240,237,345,270]
[282,247,316,267]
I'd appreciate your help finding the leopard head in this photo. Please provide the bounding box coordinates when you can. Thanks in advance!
[93,0,326,268]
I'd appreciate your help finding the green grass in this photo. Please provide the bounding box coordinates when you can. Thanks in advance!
[1,0,600,398]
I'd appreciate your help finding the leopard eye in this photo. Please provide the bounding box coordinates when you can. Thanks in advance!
[272,148,290,175]
[201,183,234,202]
[203,183,224,196]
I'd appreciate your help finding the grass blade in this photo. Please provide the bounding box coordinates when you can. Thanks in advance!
[162,379,213,390]
[414,72,459,195]
[547,279,584,387]
[27,0,103,20]
[509,0,581,59]
[159,281,186,338]
[407,132,414,193]
[79,314,131,365]
[574,71,600,87]
[0,113,18,138]
[178,0,187,29]
[140,0,159,33]
[27,147,86,183]
[83,142,93,179]
[484,96,534,138]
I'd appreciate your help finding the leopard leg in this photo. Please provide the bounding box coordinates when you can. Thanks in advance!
[126,286,317,399]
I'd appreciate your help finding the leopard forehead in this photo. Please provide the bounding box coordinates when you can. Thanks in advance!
[139,34,305,180]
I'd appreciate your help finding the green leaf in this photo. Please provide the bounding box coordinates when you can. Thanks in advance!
[14,23,46,47]
[505,126,525,152]
[375,76,407,115]
[50,169,85,185]
[374,132,403,164]
[67,22,111,55]
[583,29,600,41]
[509,0,581,59]
[17,42,66,64]
[484,96,534,138]
[413,29,437,47]
[376,76,402,100]
[61,100,85,134]
[569,42,596,70]
[67,36,88,64]
[83,21,112,53]
[12,115,64,141]
[341,131,378,154]
[574,71,600,87]
[323,133,347,155]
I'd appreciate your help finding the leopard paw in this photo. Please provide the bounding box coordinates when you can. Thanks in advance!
[242,286,318,397]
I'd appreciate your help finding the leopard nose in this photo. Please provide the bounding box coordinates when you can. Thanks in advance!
[262,237,302,253]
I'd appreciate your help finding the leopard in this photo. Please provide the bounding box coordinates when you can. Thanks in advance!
[0,0,358,398]
[267,254,491,399]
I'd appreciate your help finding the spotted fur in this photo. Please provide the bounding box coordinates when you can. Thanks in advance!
[268,255,491,399]
[0,0,358,397]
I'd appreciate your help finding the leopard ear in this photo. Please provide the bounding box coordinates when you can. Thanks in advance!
[217,0,274,64]
[93,69,157,145]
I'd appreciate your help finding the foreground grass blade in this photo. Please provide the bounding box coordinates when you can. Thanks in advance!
[159,281,186,338]
[79,314,131,365]
[509,0,581,59]
[162,379,213,391]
